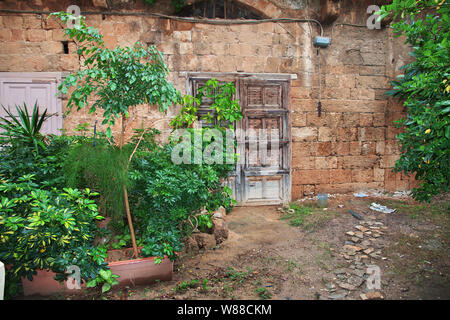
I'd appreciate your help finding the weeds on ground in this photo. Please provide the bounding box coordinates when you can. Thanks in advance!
[281,202,338,231]
[255,287,272,300]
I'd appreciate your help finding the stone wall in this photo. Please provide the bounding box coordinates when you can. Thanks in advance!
[0,0,417,197]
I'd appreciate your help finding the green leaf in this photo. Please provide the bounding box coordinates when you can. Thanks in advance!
[99,269,110,280]
[86,278,98,287]
[106,127,112,138]
[101,282,112,293]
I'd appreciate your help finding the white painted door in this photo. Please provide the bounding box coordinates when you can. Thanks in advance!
[0,73,63,135]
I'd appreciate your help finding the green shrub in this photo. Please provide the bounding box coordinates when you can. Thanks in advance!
[0,175,108,297]
[379,1,450,201]
[127,134,235,261]
[0,135,74,190]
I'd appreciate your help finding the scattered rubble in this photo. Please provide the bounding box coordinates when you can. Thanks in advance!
[325,212,388,300]
[212,206,226,219]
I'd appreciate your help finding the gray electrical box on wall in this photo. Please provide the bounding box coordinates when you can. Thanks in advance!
[314,36,331,48]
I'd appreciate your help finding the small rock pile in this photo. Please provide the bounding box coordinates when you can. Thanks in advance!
[184,207,230,253]
[323,215,388,300]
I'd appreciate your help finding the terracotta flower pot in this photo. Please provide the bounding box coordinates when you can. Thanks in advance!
[20,248,173,296]
[21,269,86,297]
[107,247,173,287]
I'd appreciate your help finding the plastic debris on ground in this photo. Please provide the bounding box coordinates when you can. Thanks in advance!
[392,190,411,198]
[353,192,368,197]
[369,202,396,214]
[349,210,362,220]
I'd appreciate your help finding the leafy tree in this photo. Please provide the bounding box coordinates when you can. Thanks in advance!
[378,0,450,201]
[50,12,180,256]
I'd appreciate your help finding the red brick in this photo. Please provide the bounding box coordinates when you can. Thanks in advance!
[264,57,279,73]
[352,169,374,182]
[325,100,386,113]
[60,54,79,71]
[380,155,399,168]
[318,182,383,194]
[2,16,23,28]
[302,184,316,196]
[321,87,351,100]
[386,126,402,140]
[40,41,63,54]
[23,15,41,29]
[342,112,360,127]
[172,20,194,31]
[292,112,306,126]
[360,113,373,126]
[330,169,353,184]
[376,141,385,154]
[42,15,62,30]
[292,142,314,157]
[113,23,130,35]
[306,112,328,127]
[0,29,11,41]
[291,184,304,200]
[361,141,376,155]
[292,127,317,142]
[11,29,24,41]
[315,157,337,169]
[333,142,350,156]
[318,127,336,142]
[292,156,315,170]
[357,75,390,89]
[349,141,361,155]
[292,99,317,112]
[374,168,384,182]
[315,142,333,156]
[358,66,386,76]
[292,169,330,185]
[103,35,118,48]
[342,155,379,169]
[359,127,385,141]
[51,29,66,41]
[291,87,311,99]
[185,54,200,71]
[337,127,357,141]
[26,29,48,42]
[373,113,385,126]
[385,139,400,154]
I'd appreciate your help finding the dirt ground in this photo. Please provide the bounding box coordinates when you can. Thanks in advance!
[39,192,450,300]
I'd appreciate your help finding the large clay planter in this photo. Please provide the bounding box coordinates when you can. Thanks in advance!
[20,248,173,296]
[21,269,86,296]
[107,248,173,287]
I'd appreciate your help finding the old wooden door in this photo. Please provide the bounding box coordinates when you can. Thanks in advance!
[237,79,291,205]
[187,74,291,206]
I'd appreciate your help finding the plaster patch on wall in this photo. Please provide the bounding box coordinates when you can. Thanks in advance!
[300,23,314,87]
[271,0,307,10]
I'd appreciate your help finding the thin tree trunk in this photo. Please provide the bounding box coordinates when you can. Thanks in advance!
[123,185,138,258]
[120,114,139,258]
